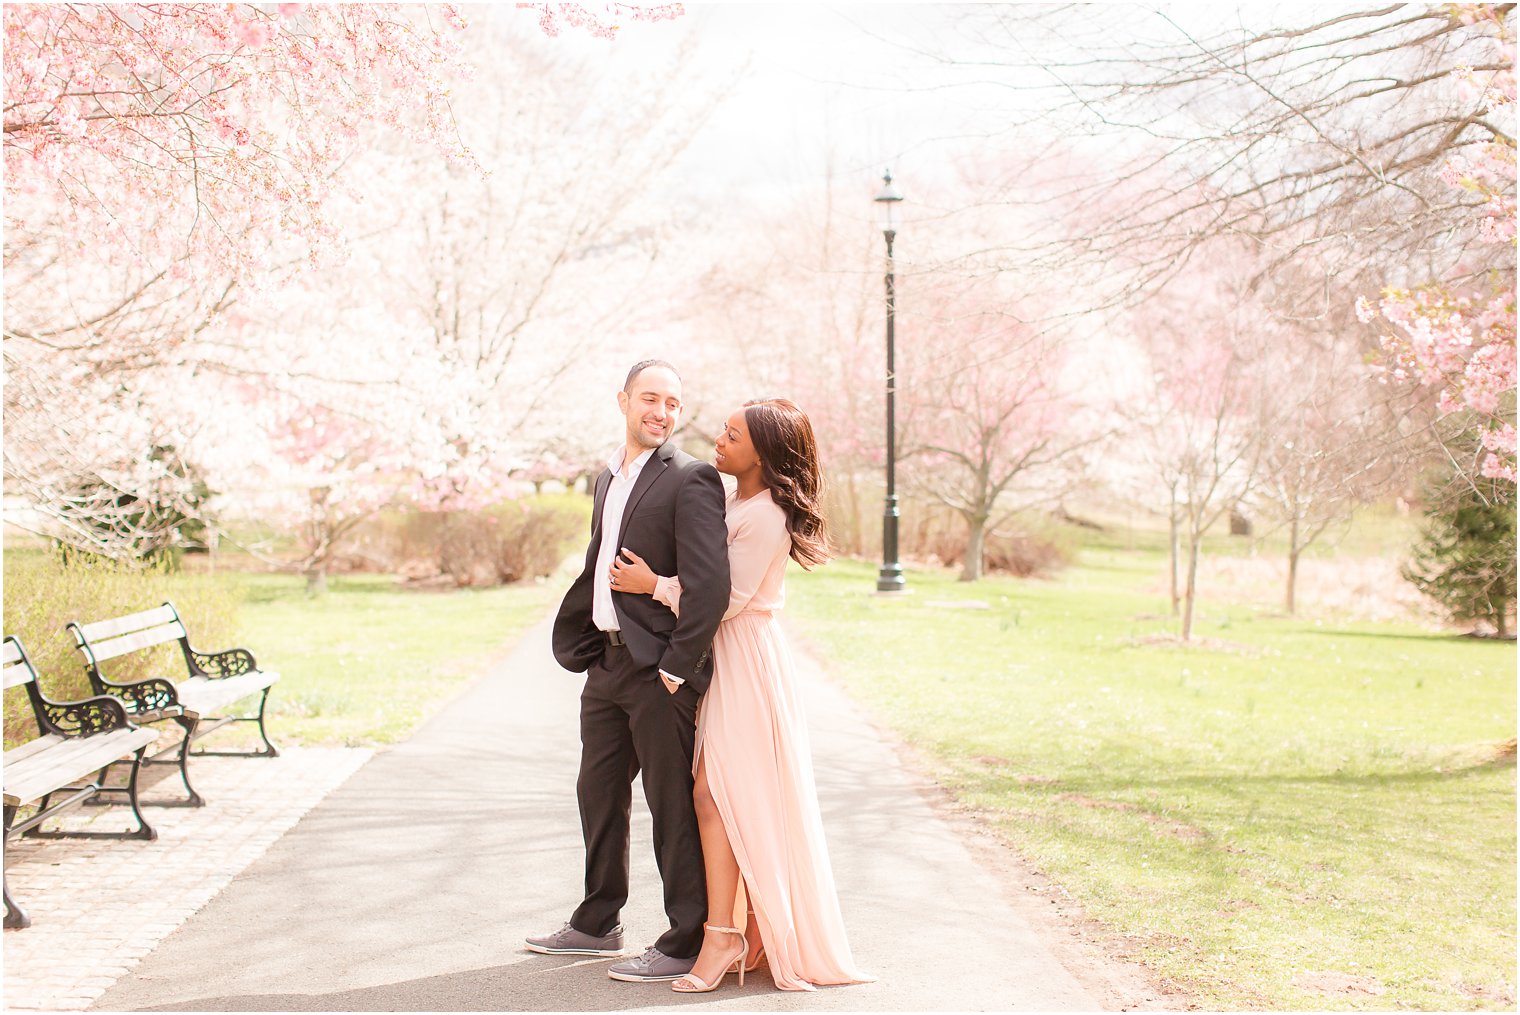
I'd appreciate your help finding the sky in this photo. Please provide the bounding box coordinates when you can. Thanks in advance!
[504,3,1263,224]
[509,4,999,211]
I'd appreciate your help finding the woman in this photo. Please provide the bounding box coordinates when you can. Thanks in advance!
[609,397,873,994]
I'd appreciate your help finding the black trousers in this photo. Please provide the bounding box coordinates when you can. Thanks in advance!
[571,643,706,958]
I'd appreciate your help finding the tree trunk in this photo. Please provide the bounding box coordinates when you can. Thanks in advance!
[846,473,863,556]
[961,517,987,582]
[1498,600,1512,640]
[305,561,328,598]
[1286,514,1301,615]
[1168,494,1181,616]
[1181,535,1201,641]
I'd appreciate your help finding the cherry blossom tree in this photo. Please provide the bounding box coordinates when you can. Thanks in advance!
[1117,251,1281,639]
[2,355,212,561]
[263,402,418,596]
[897,283,1099,582]
[926,5,1509,311]
[1358,5,1516,487]
[516,2,683,39]
[4,4,472,353]
[364,10,717,508]
[1249,323,1409,614]
[3,3,476,561]
[5,3,702,568]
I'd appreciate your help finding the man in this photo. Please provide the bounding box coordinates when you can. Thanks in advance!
[529,360,730,982]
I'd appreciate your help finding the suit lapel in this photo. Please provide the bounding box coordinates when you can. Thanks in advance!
[589,468,613,542]
[617,444,674,545]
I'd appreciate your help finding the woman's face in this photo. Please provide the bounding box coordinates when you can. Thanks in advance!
[714,409,761,477]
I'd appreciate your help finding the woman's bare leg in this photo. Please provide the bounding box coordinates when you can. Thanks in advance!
[680,755,747,985]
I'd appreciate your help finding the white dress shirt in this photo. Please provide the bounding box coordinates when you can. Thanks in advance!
[593,445,654,631]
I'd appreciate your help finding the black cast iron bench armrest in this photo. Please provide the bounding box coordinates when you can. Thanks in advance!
[96,675,182,717]
[36,692,135,737]
[187,645,257,679]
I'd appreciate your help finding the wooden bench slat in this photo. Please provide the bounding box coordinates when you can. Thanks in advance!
[175,670,280,716]
[3,660,34,690]
[86,622,187,663]
[4,734,68,767]
[2,639,21,666]
[3,728,158,807]
[5,730,152,789]
[75,605,179,643]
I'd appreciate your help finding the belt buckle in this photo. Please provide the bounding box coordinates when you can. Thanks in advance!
[604,630,625,648]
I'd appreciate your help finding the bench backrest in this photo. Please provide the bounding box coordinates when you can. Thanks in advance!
[6,634,70,733]
[3,636,36,691]
[70,603,187,666]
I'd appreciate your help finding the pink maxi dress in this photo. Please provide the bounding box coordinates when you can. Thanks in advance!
[654,488,873,991]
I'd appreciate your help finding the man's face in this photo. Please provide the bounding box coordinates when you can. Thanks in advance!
[618,366,683,450]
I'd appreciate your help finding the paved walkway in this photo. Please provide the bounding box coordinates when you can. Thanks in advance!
[6,612,1165,1011]
[3,747,372,1011]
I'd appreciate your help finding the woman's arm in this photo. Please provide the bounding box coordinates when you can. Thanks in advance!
[610,549,683,615]
[611,502,786,621]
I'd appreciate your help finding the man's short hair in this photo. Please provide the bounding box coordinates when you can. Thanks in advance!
[625,359,680,391]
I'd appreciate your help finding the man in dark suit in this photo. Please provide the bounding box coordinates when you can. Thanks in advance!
[528,360,730,982]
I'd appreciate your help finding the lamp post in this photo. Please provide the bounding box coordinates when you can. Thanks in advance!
[875,171,906,593]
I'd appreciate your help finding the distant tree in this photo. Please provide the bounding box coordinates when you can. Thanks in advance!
[1123,248,1280,639]
[899,285,1100,582]
[1249,308,1411,614]
[1403,477,1517,638]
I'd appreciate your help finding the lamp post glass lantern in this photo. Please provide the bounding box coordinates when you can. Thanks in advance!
[875,171,906,593]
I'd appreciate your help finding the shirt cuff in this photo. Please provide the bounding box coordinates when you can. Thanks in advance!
[659,669,685,686]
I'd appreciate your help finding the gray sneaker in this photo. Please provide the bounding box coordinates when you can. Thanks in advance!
[525,922,625,956]
[607,945,696,982]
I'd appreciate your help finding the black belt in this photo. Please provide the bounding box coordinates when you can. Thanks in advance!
[603,630,625,647]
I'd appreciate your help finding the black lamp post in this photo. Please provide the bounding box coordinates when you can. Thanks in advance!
[875,171,906,593]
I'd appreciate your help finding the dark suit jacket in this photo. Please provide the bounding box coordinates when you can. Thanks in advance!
[552,441,730,694]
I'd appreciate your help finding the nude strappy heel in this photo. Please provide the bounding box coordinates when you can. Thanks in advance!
[671,924,746,993]
[744,906,765,972]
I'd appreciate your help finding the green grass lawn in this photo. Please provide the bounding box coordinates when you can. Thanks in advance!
[787,550,1515,1010]
[229,571,561,747]
[3,550,561,751]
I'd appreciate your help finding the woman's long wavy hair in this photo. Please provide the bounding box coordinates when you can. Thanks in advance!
[743,397,830,569]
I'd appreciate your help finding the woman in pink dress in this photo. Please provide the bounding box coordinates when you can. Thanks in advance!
[609,397,873,994]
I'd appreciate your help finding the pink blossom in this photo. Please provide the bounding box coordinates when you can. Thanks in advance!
[1363,5,1516,483]
[1480,453,1517,482]
[1481,423,1517,454]
[237,20,270,48]
[516,3,684,38]
[54,106,86,138]
[5,4,476,290]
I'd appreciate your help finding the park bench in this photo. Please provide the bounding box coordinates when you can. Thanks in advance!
[3,635,159,930]
[67,602,280,808]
